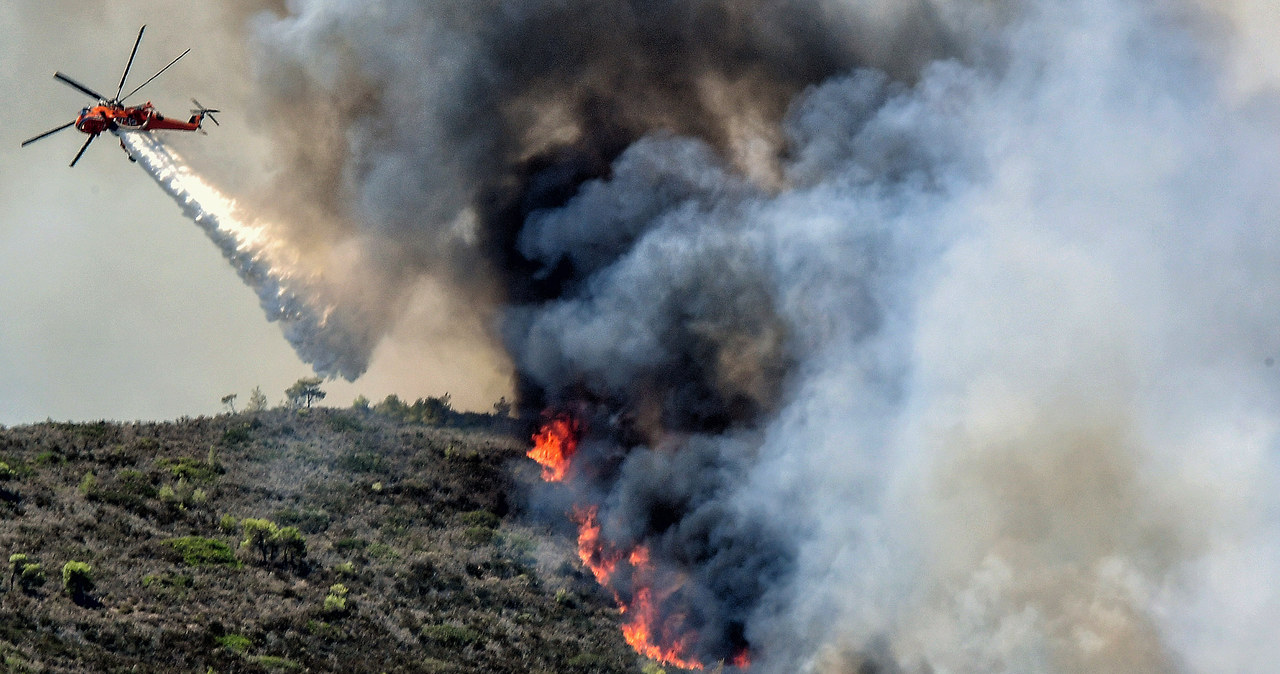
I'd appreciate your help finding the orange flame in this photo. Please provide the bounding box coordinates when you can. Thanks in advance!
[528,414,580,481]
[621,586,704,670]
[534,412,742,670]
[573,506,621,585]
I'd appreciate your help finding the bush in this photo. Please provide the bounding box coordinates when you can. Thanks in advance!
[241,518,279,564]
[78,471,97,497]
[217,633,252,654]
[62,561,93,602]
[222,425,252,445]
[8,553,27,586]
[461,510,500,530]
[220,513,239,534]
[18,562,44,593]
[275,507,331,534]
[334,538,367,552]
[246,386,269,412]
[323,583,349,616]
[420,624,481,648]
[164,537,241,567]
[156,457,221,483]
[463,526,495,545]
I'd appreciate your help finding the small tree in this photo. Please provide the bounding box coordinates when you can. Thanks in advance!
[240,518,279,564]
[62,561,93,605]
[275,526,307,570]
[246,386,269,413]
[353,394,370,411]
[492,396,512,418]
[8,553,26,589]
[286,377,326,409]
[18,562,44,594]
[221,393,238,414]
[374,394,408,420]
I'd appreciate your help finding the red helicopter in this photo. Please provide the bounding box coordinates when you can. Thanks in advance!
[21,25,219,167]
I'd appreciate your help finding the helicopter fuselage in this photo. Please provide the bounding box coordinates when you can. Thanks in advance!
[75,101,204,136]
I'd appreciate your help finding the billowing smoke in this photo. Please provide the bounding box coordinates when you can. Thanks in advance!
[126,0,1280,670]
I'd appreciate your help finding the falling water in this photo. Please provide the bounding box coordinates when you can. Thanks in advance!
[116,130,361,379]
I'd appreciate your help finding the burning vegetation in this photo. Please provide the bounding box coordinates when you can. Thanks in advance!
[532,415,756,670]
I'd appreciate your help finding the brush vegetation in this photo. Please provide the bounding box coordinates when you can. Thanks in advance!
[0,408,655,673]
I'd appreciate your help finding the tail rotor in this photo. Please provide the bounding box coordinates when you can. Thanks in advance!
[190,99,220,128]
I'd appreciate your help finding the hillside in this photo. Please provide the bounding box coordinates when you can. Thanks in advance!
[0,408,650,673]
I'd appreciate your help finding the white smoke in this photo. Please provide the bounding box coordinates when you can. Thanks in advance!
[117,131,365,379]
[702,2,1280,672]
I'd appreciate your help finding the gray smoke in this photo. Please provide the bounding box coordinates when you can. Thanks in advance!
[97,0,1280,670]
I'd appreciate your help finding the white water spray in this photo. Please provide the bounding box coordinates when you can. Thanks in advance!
[117,131,363,379]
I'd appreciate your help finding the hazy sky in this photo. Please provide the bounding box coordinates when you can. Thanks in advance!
[0,2,507,424]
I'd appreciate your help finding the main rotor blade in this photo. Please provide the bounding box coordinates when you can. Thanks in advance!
[116,25,147,101]
[21,121,76,147]
[54,72,107,101]
[69,134,96,168]
[120,48,189,102]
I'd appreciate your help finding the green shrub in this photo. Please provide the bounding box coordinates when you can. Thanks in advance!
[336,451,384,473]
[0,461,17,481]
[461,510,500,530]
[217,633,252,654]
[35,451,64,465]
[61,561,93,601]
[323,583,349,616]
[334,561,356,577]
[420,624,481,647]
[221,425,252,445]
[274,507,331,534]
[18,563,44,592]
[366,542,398,560]
[463,526,495,545]
[90,469,157,509]
[219,513,239,534]
[163,537,241,567]
[156,457,221,483]
[78,471,97,497]
[334,538,367,552]
[326,414,362,433]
